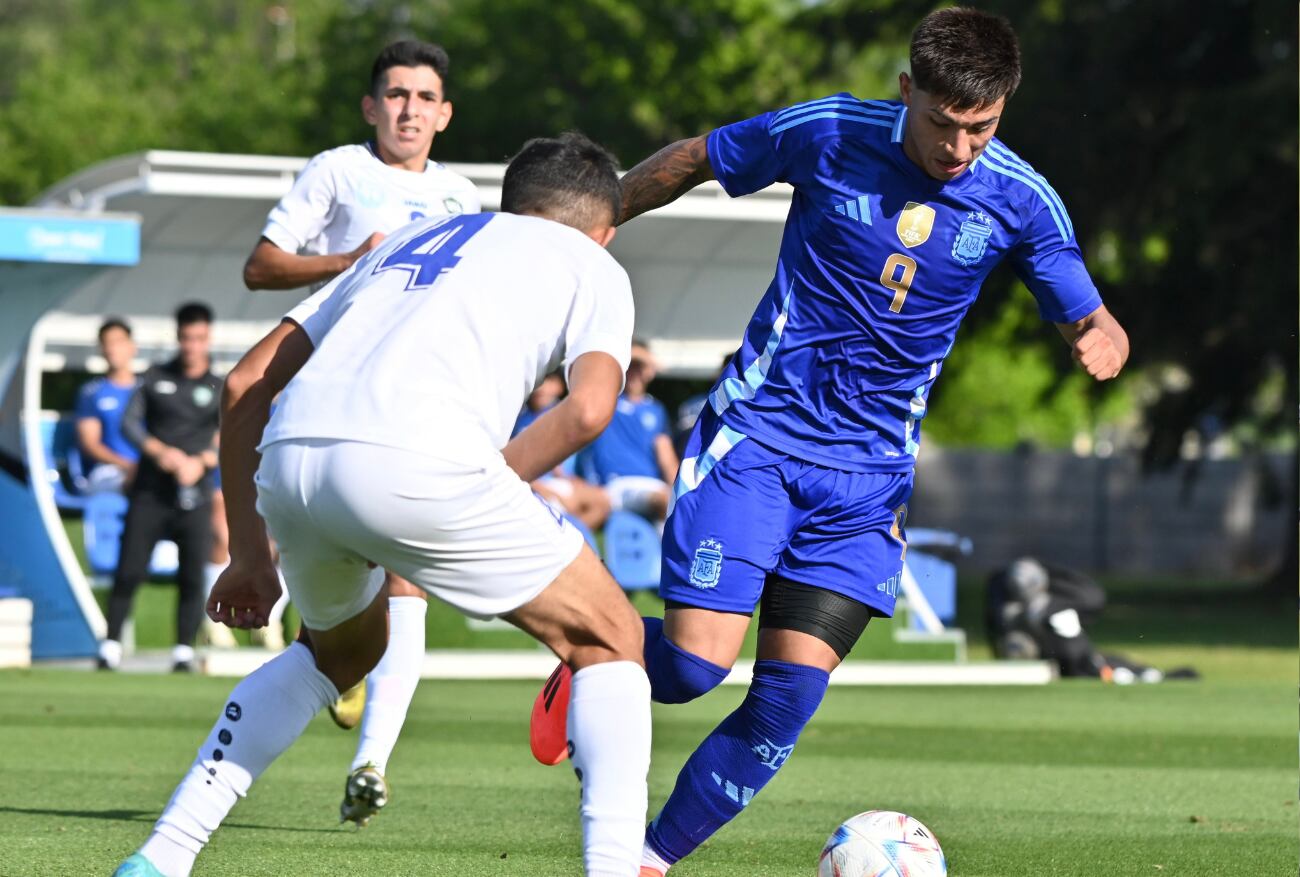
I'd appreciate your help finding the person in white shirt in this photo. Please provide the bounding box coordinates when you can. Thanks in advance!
[240,39,481,823]
[243,39,479,291]
[115,133,652,877]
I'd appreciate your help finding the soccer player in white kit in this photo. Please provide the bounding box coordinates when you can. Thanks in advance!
[241,39,481,825]
[113,133,652,877]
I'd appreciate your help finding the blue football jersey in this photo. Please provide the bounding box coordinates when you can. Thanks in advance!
[703,94,1102,473]
[73,377,140,463]
[577,395,668,484]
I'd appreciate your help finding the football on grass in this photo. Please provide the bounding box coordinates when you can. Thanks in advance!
[817,810,947,877]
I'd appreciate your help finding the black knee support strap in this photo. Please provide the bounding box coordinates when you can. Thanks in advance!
[758,576,876,659]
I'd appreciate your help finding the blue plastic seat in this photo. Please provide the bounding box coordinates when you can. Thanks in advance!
[38,414,87,512]
[602,510,661,591]
[903,550,958,630]
[84,492,129,576]
[83,491,179,580]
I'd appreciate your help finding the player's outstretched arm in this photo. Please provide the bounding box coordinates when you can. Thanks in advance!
[242,233,385,291]
[502,353,624,483]
[209,320,313,627]
[618,135,714,225]
[1056,304,1129,381]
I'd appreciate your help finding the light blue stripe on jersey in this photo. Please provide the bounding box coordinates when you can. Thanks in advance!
[769,107,896,136]
[903,387,928,456]
[890,106,908,143]
[978,148,1072,242]
[673,424,748,500]
[770,96,895,124]
[708,285,793,416]
[770,95,852,123]
[675,285,794,499]
[982,143,1073,239]
[986,142,1070,223]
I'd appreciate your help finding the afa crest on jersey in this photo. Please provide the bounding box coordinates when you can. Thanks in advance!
[689,538,724,589]
[951,211,994,266]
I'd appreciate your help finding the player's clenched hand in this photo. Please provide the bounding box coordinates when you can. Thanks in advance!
[207,561,281,629]
[1072,327,1124,381]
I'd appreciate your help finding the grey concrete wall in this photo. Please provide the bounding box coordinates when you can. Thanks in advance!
[910,448,1293,578]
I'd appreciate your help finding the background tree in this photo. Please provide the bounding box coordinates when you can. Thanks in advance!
[0,0,336,205]
[0,1,1292,580]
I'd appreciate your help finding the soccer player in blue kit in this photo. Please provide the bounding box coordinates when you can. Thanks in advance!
[530,8,1129,874]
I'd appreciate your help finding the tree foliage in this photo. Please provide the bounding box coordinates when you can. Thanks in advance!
[0,0,1292,461]
[0,0,344,204]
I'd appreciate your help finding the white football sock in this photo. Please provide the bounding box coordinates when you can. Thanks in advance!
[203,562,228,600]
[252,569,290,650]
[138,642,338,876]
[568,660,652,877]
[351,596,427,774]
[641,841,672,874]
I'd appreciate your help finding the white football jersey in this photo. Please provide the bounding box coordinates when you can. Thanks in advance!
[262,213,634,468]
[261,143,481,263]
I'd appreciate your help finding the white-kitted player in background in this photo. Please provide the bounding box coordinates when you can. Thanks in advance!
[114,132,651,877]
[241,38,481,825]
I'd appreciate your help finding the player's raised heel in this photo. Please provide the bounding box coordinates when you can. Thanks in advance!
[339,764,389,827]
[529,662,571,765]
[112,852,166,877]
[328,678,366,730]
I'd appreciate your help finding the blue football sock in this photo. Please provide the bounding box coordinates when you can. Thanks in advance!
[642,616,730,704]
[645,659,830,864]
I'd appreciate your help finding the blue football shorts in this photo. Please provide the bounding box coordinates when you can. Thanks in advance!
[661,409,912,617]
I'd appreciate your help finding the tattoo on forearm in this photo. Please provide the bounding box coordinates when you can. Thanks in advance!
[619,136,713,225]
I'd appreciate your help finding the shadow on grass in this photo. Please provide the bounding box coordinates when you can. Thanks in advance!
[0,805,337,833]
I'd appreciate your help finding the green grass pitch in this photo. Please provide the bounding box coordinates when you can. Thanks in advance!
[2,654,1295,876]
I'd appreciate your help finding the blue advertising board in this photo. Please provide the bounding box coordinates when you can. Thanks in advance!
[0,210,140,265]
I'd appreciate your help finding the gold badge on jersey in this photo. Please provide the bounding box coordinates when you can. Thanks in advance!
[896,202,935,248]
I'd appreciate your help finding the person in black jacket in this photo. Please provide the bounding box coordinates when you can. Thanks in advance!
[97,303,222,672]
[986,557,1198,683]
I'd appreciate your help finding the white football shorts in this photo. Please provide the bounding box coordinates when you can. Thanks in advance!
[255,438,584,630]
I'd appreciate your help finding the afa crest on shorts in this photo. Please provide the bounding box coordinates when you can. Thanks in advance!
[951,210,994,266]
[689,538,724,589]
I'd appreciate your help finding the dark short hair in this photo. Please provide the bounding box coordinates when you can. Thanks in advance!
[371,40,451,96]
[501,132,622,230]
[910,7,1021,108]
[97,318,132,342]
[175,302,213,328]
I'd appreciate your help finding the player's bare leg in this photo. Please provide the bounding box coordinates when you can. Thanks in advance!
[507,544,651,877]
